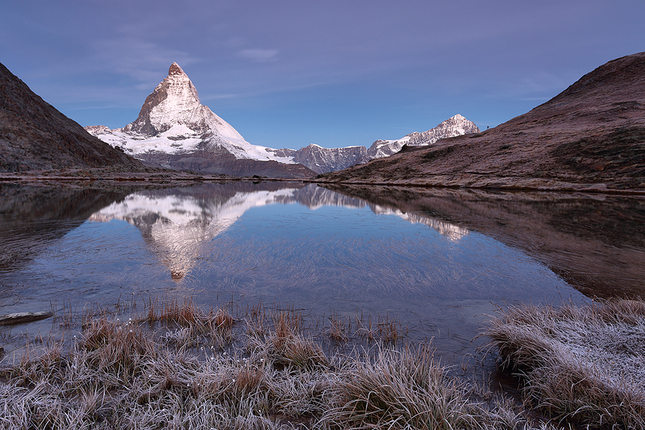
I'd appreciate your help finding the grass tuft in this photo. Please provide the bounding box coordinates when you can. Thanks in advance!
[323,344,490,429]
[0,297,571,429]
[485,299,645,429]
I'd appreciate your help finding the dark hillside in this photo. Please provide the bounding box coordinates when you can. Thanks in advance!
[0,62,143,172]
[321,52,645,193]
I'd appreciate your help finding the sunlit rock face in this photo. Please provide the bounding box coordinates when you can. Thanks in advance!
[366,114,480,159]
[85,63,478,175]
[89,185,468,280]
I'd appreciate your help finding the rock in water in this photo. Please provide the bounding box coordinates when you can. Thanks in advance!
[0,311,53,325]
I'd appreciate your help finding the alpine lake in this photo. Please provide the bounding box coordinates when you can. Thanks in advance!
[1,181,644,381]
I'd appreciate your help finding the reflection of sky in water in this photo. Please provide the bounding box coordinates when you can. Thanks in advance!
[0,184,589,363]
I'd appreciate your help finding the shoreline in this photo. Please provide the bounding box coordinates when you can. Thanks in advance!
[1,297,642,429]
[1,168,645,196]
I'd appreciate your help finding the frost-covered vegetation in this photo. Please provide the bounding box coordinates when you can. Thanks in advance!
[485,299,645,429]
[0,299,553,430]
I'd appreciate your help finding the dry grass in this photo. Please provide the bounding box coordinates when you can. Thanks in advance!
[321,344,541,430]
[485,299,645,429]
[0,298,561,430]
[354,312,405,344]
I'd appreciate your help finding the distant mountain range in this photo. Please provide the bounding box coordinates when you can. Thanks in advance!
[270,114,478,173]
[86,63,478,176]
[320,51,645,193]
[0,63,142,172]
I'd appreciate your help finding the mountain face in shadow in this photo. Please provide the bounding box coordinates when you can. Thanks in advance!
[0,63,143,172]
[321,52,645,192]
[324,184,645,300]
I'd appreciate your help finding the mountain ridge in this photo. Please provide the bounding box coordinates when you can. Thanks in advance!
[267,114,480,174]
[319,52,645,192]
[87,63,478,176]
[0,62,143,172]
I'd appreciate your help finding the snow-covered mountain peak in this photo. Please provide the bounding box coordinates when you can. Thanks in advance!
[366,114,480,159]
[87,63,297,163]
[123,62,204,137]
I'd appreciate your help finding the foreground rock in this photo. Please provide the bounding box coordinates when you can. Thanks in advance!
[0,63,143,172]
[320,52,645,193]
[0,311,53,325]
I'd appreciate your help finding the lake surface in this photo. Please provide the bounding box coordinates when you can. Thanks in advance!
[1,182,644,366]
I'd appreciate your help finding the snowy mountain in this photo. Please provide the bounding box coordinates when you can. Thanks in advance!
[88,62,291,163]
[266,115,479,173]
[366,114,480,159]
[86,62,478,176]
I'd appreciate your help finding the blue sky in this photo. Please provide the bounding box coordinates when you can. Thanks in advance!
[2,0,644,149]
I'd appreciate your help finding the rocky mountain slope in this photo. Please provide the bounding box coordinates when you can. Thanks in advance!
[0,62,142,172]
[87,63,314,179]
[269,144,369,174]
[87,63,477,176]
[320,52,645,193]
[268,114,479,174]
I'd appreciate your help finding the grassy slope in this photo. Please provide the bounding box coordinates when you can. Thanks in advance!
[320,52,645,193]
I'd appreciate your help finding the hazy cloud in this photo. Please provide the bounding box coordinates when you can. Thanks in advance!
[237,49,279,63]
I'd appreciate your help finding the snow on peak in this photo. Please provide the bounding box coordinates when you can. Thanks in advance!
[86,63,295,163]
[366,114,479,159]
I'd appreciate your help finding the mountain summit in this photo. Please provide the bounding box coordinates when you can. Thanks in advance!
[90,63,284,161]
[87,63,478,177]
[365,114,479,160]
[124,62,208,136]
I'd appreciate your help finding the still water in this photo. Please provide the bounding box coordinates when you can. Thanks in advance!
[1,182,644,364]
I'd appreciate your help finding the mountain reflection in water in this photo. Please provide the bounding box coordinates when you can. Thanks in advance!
[89,184,470,280]
[2,182,605,364]
[325,184,645,300]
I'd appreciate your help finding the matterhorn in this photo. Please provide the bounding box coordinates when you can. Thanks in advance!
[86,63,315,178]
[87,63,479,177]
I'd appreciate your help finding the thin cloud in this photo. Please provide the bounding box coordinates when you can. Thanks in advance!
[237,49,279,63]
[90,38,198,83]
